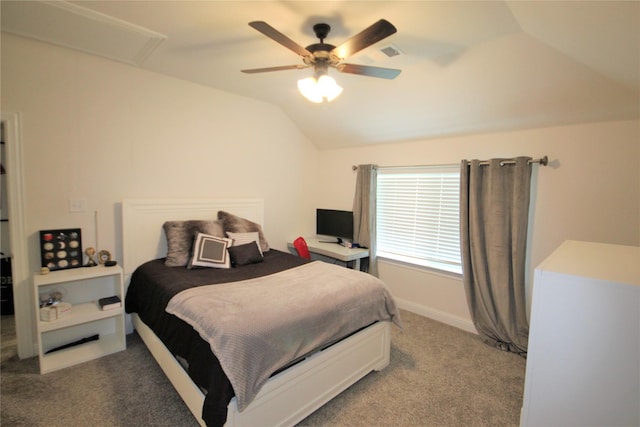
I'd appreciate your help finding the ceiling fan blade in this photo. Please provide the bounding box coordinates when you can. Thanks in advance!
[248,21,311,57]
[336,63,401,79]
[332,19,397,59]
[241,65,308,74]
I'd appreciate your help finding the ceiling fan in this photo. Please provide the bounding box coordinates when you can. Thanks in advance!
[241,20,401,102]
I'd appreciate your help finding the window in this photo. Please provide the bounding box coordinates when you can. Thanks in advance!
[376,165,462,274]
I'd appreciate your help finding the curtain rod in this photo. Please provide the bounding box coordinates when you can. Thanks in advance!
[479,155,548,167]
[352,155,548,171]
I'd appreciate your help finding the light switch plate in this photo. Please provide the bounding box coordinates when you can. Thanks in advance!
[68,199,87,213]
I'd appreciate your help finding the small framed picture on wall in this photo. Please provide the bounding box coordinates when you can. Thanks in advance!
[39,228,83,271]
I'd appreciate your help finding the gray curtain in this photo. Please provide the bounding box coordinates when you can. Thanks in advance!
[460,157,531,355]
[353,164,378,276]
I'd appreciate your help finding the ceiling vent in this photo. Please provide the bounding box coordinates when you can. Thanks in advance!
[1,1,167,66]
[379,44,402,58]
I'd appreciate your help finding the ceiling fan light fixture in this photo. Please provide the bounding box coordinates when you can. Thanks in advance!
[297,74,343,103]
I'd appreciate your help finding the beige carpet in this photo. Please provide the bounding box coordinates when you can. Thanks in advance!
[1,311,526,426]
[1,315,18,364]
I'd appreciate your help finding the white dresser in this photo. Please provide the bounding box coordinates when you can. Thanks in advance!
[520,240,639,426]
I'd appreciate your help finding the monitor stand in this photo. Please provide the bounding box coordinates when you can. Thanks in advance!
[319,237,342,244]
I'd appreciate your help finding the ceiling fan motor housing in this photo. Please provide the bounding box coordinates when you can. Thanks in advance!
[304,23,339,68]
[313,23,331,42]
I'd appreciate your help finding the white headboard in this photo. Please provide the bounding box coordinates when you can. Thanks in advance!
[121,198,264,278]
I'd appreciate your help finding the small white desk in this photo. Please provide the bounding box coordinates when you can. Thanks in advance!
[287,237,369,270]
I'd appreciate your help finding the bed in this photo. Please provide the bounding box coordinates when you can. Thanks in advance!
[122,198,400,427]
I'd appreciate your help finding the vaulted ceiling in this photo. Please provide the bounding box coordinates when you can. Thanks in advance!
[2,1,639,149]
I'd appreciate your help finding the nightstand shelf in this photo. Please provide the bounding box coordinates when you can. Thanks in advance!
[39,332,124,373]
[33,265,126,374]
[38,301,123,332]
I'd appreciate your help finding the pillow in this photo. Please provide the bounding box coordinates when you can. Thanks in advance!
[226,231,263,254]
[228,241,264,267]
[163,220,225,267]
[187,233,232,269]
[218,211,270,252]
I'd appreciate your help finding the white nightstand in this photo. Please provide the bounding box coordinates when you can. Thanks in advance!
[33,265,126,374]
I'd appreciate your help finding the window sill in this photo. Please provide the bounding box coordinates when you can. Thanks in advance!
[377,254,463,280]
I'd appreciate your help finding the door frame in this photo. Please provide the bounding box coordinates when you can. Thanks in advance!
[2,112,35,358]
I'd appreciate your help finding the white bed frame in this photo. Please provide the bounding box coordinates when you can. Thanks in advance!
[122,198,392,427]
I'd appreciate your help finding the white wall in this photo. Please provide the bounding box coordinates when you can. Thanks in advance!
[316,120,640,330]
[1,34,320,352]
[2,33,319,256]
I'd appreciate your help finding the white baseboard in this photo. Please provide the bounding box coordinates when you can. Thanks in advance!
[394,297,477,334]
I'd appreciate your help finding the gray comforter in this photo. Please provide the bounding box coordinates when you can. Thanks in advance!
[166,261,401,411]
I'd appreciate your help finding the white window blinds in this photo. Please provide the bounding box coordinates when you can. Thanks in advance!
[376,165,462,274]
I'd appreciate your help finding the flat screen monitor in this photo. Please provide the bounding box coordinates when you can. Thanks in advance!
[316,209,354,242]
